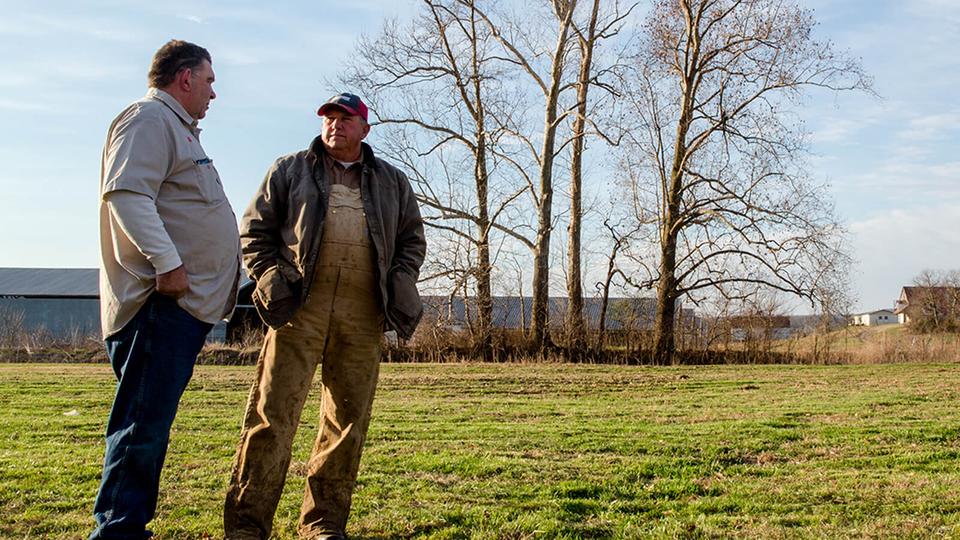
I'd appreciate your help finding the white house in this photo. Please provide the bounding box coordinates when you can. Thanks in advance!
[849,309,897,326]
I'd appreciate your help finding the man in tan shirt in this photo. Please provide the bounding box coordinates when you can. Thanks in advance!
[90,39,240,540]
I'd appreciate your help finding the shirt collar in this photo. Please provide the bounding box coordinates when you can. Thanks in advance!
[147,88,201,134]
[309,135,378,169]
[323,152,360,170]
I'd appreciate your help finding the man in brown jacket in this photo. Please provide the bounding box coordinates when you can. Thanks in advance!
[223,93,425,540]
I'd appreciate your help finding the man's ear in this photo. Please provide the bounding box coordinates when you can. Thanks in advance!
[177,68,193,93]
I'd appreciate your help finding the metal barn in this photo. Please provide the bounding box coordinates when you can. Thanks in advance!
[0,268,100,340]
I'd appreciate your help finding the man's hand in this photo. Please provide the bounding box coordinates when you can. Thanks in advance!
[156,265,189,297]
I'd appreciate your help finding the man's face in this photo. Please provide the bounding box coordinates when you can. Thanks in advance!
[185,59,216,120]
[321,108,370,158]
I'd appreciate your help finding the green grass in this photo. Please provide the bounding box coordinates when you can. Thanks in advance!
[1,363,959,539]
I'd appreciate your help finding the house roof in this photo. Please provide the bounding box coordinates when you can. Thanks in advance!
[895,286,960,314]
[0,268,99,298]
[853,309,894,317]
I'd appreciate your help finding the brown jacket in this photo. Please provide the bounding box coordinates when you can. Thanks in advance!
[240,136,426,339]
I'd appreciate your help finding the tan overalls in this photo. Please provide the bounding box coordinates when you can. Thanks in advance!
[224,162,383,539]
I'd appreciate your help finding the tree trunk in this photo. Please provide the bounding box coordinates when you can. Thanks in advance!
[474,134,494,361]
[469,1,494,361]
[598,260,615,350]
[530,231,552,350]
[654,123,692,364]
[565,0,600,358]
[653,241,678,365]
[530,3,575,352]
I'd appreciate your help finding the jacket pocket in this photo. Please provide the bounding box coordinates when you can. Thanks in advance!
[387,269,423,338]
[256,265,295,306]
[252,264,302,329]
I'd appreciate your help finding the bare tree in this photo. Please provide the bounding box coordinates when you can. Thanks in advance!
[595,214,643,348]
[565,0,636,355]
[465,0,579,351]
[624,0,870,364]
[341,0,534,359]
[344,0,621,355]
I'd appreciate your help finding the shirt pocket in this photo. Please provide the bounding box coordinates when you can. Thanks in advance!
[192,156,227,205]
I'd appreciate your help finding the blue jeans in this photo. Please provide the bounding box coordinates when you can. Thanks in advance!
[89,294,212,540]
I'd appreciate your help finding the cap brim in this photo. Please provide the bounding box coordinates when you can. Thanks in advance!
[317,103,361,117]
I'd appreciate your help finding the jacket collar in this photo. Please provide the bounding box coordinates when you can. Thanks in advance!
[308,135,378,169]
[147,88,200,134]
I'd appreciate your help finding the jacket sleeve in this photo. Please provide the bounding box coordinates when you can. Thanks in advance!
[392,171,426,278]
[240,159,289,281]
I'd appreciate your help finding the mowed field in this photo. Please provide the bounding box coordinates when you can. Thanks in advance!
[1,362,959,539]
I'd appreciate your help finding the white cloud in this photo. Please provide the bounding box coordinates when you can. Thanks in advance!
[897,112,960,141]
[904,0,960,25]
[811,118,865,144]
[806,93,886,145]
[889,145,933,161]
[180,15,205,24]
[843,159,960,197]
[0,99,54,112]
[816,99,960,205]
[0,12,143,42]
[216,50,264,67]
[0,73,38,87]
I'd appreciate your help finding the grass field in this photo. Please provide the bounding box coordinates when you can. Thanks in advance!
[1,362,959,539]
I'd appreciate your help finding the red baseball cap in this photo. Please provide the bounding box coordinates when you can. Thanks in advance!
[317,92,368,122]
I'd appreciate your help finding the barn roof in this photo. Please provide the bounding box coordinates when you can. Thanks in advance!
[421,295,660,330]
[852,309,894,317]
[0,268,99,298]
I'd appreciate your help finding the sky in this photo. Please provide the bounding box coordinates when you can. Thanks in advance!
[0,0,957,314]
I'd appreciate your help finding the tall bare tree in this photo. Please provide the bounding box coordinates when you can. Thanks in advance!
[625,0,870,364]
[468,0,579,351]
[341,0,531,358]
[564,0,636,354]
[565,0,601,353]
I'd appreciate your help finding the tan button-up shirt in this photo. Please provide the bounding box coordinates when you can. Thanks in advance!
[98,88,240,338]
[322,153,362,189]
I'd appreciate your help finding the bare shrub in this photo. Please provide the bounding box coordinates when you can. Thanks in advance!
[0,306,25,349]
[0,308,102,363]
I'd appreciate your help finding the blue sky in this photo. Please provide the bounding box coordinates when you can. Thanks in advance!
[803,0,960,311]
[0,0,957,314]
